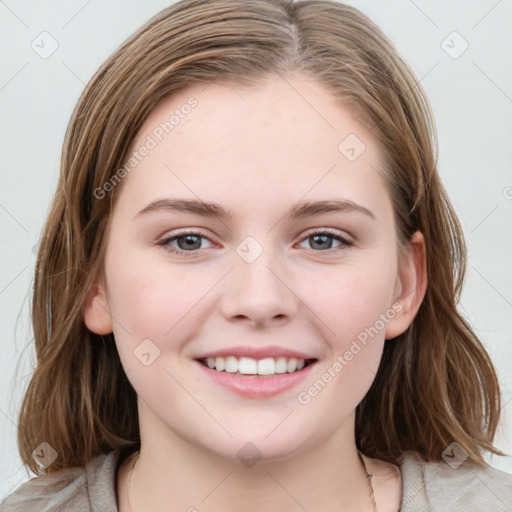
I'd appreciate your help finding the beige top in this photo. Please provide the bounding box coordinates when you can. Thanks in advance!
[1,449,511,511]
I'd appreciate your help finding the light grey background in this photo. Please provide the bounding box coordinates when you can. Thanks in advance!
[1,0,511,499]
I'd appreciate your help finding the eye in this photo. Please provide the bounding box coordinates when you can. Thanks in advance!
[158,230,214,255]
[157,228,353,257]
[298,229,353,252]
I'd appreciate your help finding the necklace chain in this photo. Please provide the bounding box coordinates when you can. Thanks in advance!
[127,450,377,511]
[358,450,378,512]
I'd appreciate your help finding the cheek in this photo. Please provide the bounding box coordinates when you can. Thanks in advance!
[102,244,174,343]
[302,267,396,412]
[312,258,397,342]
[104,224,397,361]
[103,245,218,356]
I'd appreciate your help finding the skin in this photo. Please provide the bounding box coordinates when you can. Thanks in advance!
[84,72,426,511]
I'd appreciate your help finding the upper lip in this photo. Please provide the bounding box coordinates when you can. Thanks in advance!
[194,345,317,361]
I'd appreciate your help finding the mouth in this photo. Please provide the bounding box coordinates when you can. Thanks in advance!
[195,356,318,378]
[194,355,318,398]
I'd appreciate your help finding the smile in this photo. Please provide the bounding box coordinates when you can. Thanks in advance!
[194,356,318,399]
[198,355,316,376]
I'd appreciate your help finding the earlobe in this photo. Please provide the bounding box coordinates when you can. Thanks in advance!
[385,231,427,340]
[82,276,113,335]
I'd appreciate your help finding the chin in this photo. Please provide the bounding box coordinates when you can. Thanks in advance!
[220,427,312,465]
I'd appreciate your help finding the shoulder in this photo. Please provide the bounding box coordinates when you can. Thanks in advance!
[398,450,512,511]
[0,450,122,512]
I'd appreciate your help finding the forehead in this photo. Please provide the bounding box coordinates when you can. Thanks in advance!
[116,73,391,221]
[133,74,378,163]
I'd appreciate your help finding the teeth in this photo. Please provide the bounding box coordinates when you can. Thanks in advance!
[202,355,310,375]
[239,357,258,374]
[258,357,276,375]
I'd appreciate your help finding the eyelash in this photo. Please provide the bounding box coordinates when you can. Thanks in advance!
[157,228,353,257]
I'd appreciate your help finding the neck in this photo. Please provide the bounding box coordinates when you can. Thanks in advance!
[118,411,377,512]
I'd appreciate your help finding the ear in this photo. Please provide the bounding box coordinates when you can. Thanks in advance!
[385,231,427,340]
[82,275,113,335]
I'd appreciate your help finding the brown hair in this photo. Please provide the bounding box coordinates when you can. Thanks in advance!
[18,0,504,475]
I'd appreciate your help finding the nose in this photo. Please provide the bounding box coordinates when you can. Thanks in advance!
[219,247,299,327]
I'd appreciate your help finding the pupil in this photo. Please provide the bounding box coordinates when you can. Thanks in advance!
[176,235,333,251]
[311,234,332,250]
[178,235,201,250]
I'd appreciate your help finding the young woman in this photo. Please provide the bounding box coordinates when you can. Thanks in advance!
[1,0,511,510]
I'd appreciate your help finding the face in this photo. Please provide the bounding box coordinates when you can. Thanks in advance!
[84,72,425,463]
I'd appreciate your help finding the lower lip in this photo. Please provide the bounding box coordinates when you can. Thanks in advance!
[194,360,317,399]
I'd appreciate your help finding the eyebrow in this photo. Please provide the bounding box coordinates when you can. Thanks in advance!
[134,198,375,221]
